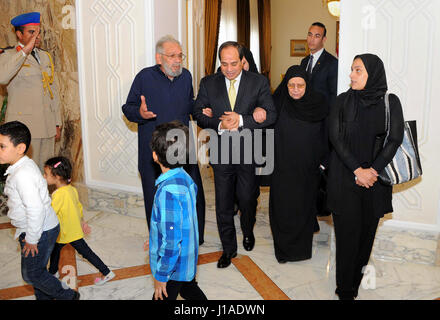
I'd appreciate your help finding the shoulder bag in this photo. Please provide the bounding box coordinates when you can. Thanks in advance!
[378,92,422,185]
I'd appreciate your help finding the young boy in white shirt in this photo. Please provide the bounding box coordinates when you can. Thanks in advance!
[0,121,79,300]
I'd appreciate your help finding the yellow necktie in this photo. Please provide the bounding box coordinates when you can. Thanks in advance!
[228,79,237,110]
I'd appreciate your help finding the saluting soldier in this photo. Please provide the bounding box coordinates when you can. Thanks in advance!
[0,12,61,170]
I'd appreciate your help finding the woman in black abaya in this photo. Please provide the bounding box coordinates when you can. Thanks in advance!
[269,66,328,263]
[327,54,404,300]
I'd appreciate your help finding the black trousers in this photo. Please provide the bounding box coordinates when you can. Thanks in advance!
[141,163,206,244]
[49,238,110,277]
[332,202,380,299]
[212,163,259,254]
[152,278,207,300]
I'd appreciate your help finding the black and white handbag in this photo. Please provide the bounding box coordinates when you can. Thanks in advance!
[378,92,422,185]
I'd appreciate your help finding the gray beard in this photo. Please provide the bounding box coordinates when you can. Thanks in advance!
[163,63,182,78]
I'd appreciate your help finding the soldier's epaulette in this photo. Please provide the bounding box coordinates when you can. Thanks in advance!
[0,46,15,54]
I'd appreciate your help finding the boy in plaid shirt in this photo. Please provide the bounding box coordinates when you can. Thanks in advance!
[148,121,207,300]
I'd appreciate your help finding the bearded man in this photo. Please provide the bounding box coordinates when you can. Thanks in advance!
[122,35,206,245]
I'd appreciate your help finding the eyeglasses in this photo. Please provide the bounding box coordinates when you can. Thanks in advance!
[287,83,306,89]
[161,53,186,60]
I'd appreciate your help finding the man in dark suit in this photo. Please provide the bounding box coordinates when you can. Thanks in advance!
[193,41,276,268]
[301,22,338,219]
[301,22,338,107]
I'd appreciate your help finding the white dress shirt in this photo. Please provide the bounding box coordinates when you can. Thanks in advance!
[307,47,324,72]
[4,156,59,244]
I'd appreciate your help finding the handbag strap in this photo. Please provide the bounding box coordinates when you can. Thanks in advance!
[383,92,391,146]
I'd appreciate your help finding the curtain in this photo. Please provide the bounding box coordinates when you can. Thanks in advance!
[249,0,260,72]
[237,0,250,49]
[215,0,237,71]
[204,0,222,75]
[258,0,271,81]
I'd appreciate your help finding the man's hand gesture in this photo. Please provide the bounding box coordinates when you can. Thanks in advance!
[23,26,40,55]
[139,95,157,120]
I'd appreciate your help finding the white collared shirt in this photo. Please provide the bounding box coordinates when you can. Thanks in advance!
[224,71,242,92]
[4,156,59,244]
[307,47,324,72]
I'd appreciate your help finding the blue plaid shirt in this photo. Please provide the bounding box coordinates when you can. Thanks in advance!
[149,167,199,282]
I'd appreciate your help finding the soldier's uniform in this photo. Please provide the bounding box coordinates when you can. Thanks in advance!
[0,12,61,170]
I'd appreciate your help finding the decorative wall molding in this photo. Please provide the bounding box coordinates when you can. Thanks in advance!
[76,0,157,193]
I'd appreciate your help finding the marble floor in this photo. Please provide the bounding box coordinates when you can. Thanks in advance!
[1,173,440,301]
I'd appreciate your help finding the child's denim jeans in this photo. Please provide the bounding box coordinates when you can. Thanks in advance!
[19,224,76,300]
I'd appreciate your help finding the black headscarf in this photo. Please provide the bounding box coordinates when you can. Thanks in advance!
[242,46,259,74]
[273,65,328,122]
[353,53,387,105]
[342,54,388,121]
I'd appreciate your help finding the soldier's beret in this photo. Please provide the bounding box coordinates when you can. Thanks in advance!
[11,12,41,27]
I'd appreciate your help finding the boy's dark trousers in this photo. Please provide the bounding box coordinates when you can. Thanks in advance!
[152,278,207,300]
[49,238,111,276]
[19,224,76,300]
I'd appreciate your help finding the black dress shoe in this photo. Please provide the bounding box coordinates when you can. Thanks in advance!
[217,252,237,268]
[277,258,287,264]
[72,290,80,300]
[243,234,255,251]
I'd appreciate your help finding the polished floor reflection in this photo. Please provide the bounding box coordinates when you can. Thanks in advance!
[1,172,440,300]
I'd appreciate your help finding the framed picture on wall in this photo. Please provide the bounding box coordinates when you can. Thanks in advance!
[290,39,309,57]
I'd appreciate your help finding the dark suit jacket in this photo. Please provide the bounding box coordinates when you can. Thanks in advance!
[193,70,276,131]
[301,49,338,107]
[193,70,277,165]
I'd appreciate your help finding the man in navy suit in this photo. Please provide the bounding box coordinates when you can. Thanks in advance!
[300,22,338,107]
[193,41,276,268]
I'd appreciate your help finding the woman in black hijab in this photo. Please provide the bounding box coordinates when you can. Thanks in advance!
[327,54,404,300]
[269,65,329,263]
[241,46,259,73]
